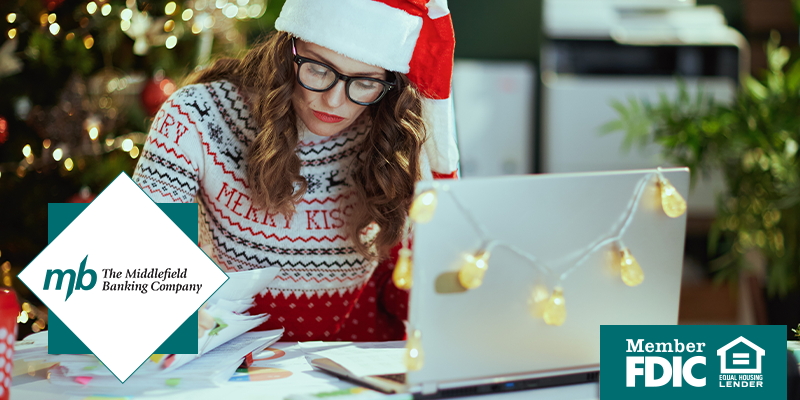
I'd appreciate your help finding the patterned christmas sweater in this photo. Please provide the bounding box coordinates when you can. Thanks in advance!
[133,80,415,341]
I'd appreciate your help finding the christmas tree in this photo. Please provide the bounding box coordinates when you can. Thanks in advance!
[0,0,285,339]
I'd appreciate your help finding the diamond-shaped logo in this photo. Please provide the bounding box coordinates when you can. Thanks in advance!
[18,173,228,382]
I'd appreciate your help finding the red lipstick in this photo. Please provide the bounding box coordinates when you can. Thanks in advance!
[313,110,345,123]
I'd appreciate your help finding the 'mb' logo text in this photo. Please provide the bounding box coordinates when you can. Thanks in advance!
[626,339,707,387]
[43,255,97,301]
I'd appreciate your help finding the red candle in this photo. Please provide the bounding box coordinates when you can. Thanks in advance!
[0,289,19,400]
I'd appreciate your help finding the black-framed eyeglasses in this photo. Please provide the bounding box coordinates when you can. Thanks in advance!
[292,37,396,106]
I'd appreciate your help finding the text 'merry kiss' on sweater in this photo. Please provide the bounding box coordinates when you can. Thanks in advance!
[132,80,422,341]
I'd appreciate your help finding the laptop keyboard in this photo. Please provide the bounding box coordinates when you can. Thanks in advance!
[375,373,406,383]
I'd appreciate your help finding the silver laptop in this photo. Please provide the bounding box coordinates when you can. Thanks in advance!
[312,168,689,398]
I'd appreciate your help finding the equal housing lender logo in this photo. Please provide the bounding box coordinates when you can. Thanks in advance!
[18,173,228,382]
[601,325,786,399]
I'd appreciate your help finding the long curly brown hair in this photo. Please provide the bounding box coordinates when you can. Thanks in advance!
[190,31,425,260]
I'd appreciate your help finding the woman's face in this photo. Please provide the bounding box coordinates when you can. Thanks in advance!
[291,39,388,137]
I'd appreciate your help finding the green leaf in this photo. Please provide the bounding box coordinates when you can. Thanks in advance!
[769,46,791,73]
[745,76,768,100]
[610,98,629,117]
[599,120,625,135]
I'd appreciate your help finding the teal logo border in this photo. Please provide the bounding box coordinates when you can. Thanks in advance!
[47,202,199,355]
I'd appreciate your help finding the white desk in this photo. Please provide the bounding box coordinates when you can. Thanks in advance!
[10,342,600,400]
[12,376,599,400]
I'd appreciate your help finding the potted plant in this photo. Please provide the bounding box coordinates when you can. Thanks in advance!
[602,32,800,330]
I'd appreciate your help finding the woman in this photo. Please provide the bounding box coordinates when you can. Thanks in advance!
[133,0,459,341]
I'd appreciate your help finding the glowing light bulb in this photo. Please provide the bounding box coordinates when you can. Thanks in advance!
[409,189,437,223]
[53,148,63,161]
[658,176,686,218]
[457,250,490,289]
[223,4,238,18]
[405,329,424,371]
[619,247,644,287]
[121,138,133,152]
[165,2,177,15]
[528,284,550,317]
[392,248,413,290]
[543,287,566,326]
[22,144,31,157]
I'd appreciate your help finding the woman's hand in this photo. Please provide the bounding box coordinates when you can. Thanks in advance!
[198,306,215,338]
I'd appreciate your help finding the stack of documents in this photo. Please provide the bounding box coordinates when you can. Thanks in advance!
[166,267,280,370]
[13,330,49,361]
[14,268,282,393]
[47,330,282,394]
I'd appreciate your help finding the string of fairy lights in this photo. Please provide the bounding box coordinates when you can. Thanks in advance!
[394,169,688,371]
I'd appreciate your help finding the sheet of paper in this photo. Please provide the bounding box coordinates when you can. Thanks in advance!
[45,330,284,398]
[176,330,281,374]
[311,343,407,377]
[198,311,270,352]
[207,267,280,303]
[166,326,279,372]
[13,331,50,361]
[247,342,316,370]
[214,298,255,314]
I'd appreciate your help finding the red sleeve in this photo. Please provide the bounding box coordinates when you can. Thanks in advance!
[377,170,460,330]
[335,171,460,341]
[378,243,410,323]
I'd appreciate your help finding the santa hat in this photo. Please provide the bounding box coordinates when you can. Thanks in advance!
[275,0,460,178]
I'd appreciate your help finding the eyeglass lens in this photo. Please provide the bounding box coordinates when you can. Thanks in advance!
[298,62,385,104]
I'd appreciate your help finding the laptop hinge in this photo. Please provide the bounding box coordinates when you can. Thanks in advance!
[421,382,438,395]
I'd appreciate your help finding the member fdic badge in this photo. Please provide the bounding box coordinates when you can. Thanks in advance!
[600,325,787,399]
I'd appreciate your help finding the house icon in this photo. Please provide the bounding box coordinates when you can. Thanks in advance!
[716,336,765,374]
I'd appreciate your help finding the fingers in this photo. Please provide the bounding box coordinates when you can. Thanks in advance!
[197,307,215,338]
